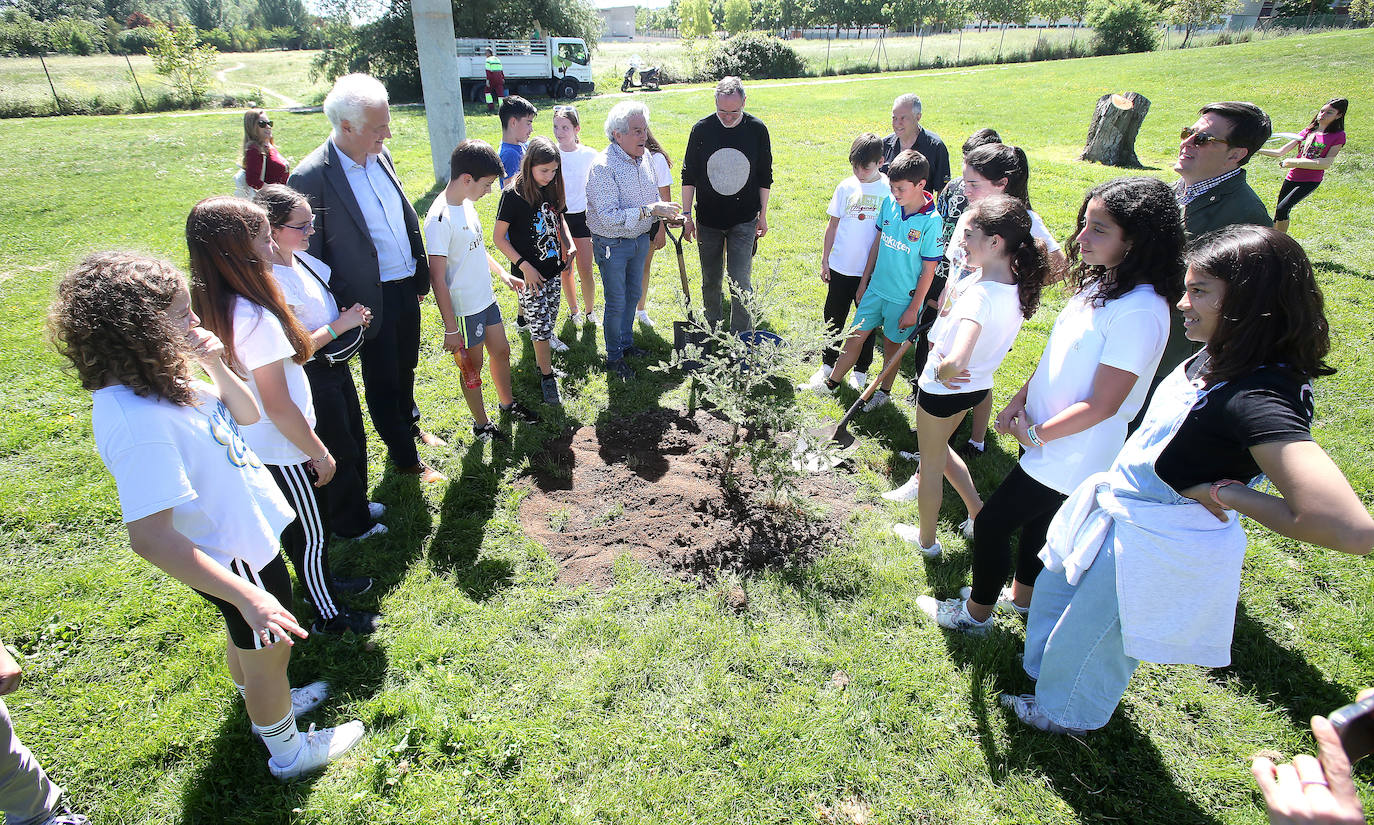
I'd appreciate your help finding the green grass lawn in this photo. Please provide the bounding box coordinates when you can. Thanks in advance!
[1,29,1372,824]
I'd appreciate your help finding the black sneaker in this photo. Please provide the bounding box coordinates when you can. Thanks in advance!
[623,345,651,359]
[473,422,511,443]
[958,441,985,461]
[607,358,635,380]
[500,401,542,423]
[541,375,563,406]
[331,575,374,596]
[312,609,380,636]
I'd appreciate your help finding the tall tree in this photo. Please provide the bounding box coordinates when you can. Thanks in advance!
[1167,0,1239,45]
[724,0,751,32]
[679,0,714,36]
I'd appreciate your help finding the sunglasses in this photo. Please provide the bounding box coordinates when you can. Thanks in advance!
[1180,126,1231,147]
[258,119,273,128]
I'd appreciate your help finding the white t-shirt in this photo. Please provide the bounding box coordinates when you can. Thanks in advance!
[1018,283,1170,494]
[425,197,496,317]
[271,251,339,334]
[825,174,891,277]
[918,277,1025,396]
[945,208,1061,288]
[230,297,315,465]
[650,151,671,190]
[93,383,294,572]
[559,144,599,213]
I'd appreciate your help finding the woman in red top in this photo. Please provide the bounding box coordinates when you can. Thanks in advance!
[1257,97,1347,234]
[242,108,290,191]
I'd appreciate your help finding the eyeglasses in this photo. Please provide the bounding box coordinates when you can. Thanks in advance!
[258,119,273,128]
[1180,126,1231,147]
[282,217,314,232]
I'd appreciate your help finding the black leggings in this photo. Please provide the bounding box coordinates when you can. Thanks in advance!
[822,272,875,374]
[969,463,1067,606]
[1274,179,1320,222]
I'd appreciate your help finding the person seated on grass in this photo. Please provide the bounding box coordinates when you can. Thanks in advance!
[891,194,1049,560]
[1,638,86,824]
[50,251,365,781]
[811,149,943,407]
[254,184,387,543]
[494,137,573,407]
[798,132,890,394]
[425,139,542,442]
[1000,226,1374,736]
[920,176,1185,635]
[188,196,380,637]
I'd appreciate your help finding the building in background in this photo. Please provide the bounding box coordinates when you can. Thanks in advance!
[599,5,636,39]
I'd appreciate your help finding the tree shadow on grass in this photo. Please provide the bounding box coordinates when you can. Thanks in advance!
[1313,259,1372,281]
[428,435,517,600]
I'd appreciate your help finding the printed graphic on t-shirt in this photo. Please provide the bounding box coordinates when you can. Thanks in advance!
[707,148,750,196]
[533,203,560,263]
[845,192,883,222]
[205,398,261,469]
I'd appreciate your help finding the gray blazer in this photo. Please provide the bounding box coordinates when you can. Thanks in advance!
[288,140,430,339]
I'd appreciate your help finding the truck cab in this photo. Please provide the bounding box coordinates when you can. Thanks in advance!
[456,37,595,102]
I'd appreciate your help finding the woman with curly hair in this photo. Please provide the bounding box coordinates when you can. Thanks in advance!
[187,196,378,636]
[891,194,1050,560]
[918,177,1185,635]
[1001,226,1373,735]
[51,251,364,779]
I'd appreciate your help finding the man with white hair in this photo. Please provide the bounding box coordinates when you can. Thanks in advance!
[681,76,772,333]
[585,100,681,380]
[289,73,446,485]
[882,93,950,192]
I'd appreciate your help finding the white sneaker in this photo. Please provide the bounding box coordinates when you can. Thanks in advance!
[917,595,993,636]
[862,389,890,413]
[291,681,329,716]
[571,312,586,327]
[898,449,920,462]
[355,522,388,540]
[798,366,831,391]
[882,472,920,502]
[367,501,386,520]
[999,693,1087,735]
[893,523,941,558]
[587,310,601,327]
[635,308,655,327]
[958,585,1029,617]
[268,721,366,781]
[548,334,570,353]
[959,517,975,539]
[848,370,867,390]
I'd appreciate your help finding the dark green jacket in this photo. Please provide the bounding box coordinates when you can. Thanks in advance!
[1155,169,1274,380]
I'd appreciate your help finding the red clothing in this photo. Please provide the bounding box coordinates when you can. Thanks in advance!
[243,143,289,189]
[485,70,505,99]
[1285,128,1345,184]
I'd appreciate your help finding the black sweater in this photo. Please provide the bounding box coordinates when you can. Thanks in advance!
[682,112,774,230]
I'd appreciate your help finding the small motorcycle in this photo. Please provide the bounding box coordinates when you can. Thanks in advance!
[621,64,661,93]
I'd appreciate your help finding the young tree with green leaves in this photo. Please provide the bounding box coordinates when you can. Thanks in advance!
[680,0,714,36]
[724,0,752,33]
[1350,0,1373,24]
[148,22,218,103]
[1167,0,1239,46]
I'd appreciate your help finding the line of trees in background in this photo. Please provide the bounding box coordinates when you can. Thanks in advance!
[0,0,323,55]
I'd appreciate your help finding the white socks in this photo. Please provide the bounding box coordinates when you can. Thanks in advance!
[254,710,303,764]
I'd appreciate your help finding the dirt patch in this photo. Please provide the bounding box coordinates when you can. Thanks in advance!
[519,408,857,588]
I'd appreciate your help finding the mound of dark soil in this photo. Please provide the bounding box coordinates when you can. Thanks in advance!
[519,408,856,587]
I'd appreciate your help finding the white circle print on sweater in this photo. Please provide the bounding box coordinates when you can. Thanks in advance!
[706,147,750,196]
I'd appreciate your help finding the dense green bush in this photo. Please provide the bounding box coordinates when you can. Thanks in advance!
[704,33,806,80]
[1088,0,1160,54]
[0,10,49,55]
[117,25,160,53]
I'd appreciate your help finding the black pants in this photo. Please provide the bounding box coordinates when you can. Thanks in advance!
[1274,179,1320,222]
[304,358,371,538]
[969,463,1067,605]
[267,462,342,620]
[821,272,875,374]
[362,281,421,469]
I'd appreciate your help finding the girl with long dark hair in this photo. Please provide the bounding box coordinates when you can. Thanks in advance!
[1257,97,1347,234]
[1002,226,1373,735]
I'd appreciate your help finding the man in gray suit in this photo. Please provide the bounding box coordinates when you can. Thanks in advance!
[289,73,445,483]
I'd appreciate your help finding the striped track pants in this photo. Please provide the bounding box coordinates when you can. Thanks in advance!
[266,462,340,621]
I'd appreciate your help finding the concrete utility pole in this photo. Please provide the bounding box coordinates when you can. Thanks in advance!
[411,0,465,184]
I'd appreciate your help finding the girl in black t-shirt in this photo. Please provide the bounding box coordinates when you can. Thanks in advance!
[494,137,571,406]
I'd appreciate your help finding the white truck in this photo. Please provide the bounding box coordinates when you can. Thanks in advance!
[455,37,594,102]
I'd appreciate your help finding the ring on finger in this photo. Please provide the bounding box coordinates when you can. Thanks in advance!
[1301,779,1330,788]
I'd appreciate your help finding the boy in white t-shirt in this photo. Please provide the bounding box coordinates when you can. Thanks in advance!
[799,133,891,392]
[426,140,541,442]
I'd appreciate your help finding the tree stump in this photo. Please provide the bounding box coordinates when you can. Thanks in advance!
[1080,92,1151,168]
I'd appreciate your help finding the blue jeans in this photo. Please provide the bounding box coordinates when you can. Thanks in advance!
[698,218,757,333]
[1023,533,1140,731]
[593,232,651,362]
